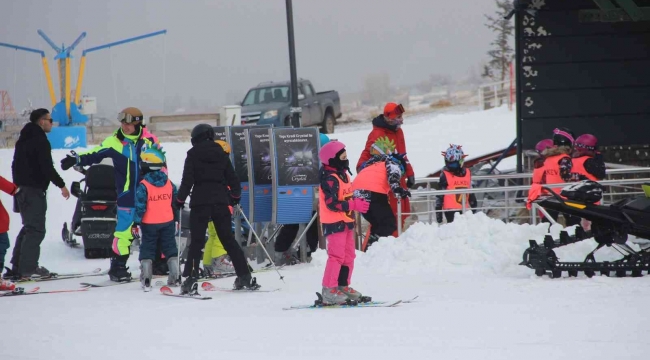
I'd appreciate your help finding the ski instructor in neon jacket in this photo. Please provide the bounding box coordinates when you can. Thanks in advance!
[60,107,157,282]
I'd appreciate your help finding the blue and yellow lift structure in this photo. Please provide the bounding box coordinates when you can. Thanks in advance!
[0,29,166,126]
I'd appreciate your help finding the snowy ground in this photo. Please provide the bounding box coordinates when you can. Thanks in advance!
[1,106,648,359]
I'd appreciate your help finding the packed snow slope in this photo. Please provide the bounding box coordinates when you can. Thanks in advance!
[1,106,649,359]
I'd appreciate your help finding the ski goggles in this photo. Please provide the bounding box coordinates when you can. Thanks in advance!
[118,112,143,124]
[385,104,405,119]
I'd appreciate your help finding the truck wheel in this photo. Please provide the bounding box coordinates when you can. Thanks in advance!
[321,112,335,134]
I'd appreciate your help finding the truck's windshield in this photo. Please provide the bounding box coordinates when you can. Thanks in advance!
[242,86,290,106]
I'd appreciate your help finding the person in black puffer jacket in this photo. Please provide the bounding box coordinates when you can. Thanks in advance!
[174,124,260,294]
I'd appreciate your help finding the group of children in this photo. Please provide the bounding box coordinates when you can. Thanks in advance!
[527,127,605,224]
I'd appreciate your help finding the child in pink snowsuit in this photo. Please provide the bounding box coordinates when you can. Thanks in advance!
[318,141,370,305]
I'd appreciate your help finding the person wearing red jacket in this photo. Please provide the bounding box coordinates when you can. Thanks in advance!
[0,175,19,289]
[356,103,414,235]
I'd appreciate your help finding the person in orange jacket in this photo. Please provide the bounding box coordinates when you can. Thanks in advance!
[527,128,580,225]
[356,103,414,234]
[0,175,19,290]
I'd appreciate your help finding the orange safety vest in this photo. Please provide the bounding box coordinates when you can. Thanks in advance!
[141,179,174,224]
[351,162,390,194]
[319,173,354,225]
[539,154,570,196]
[442,170,472,210]
[572,156,597,181]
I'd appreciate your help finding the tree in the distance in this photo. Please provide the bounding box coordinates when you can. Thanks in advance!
[483,0,514,84]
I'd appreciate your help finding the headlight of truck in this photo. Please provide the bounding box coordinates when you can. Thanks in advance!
[263,110,278,119]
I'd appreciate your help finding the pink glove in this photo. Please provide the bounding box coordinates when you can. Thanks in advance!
[348,198,370,214]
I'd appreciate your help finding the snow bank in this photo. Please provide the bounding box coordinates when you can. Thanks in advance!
[311,212,641,279]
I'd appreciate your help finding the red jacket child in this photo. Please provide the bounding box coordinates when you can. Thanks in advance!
[0,175,19,234]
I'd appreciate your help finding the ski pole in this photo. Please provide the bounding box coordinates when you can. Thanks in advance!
[290,212,318,252]
[397,197,402,236]
[236,204,285,282]
[176,206,182,284]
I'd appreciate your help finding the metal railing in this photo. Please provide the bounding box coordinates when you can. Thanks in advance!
[390,168,650,236]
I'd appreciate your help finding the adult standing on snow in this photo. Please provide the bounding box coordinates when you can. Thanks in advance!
[8,108,70,280]
[60,107,155,282]
[174,124,259,295]
[356,103,414,235]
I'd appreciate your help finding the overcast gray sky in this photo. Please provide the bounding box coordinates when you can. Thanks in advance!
[0,0,496,117]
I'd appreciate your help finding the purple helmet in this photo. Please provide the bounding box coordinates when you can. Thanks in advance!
[535,139,553,154]
[575,134,598,151]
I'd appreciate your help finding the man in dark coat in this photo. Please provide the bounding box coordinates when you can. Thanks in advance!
[174,124,260,294]
[8,108,69,279]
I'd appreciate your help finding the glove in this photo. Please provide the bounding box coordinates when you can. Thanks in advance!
[348,198,370,214]
[131,225,140,240]
[173,199,186,210]
[230,195,241,206]
[406,176,415,189]
[60,155,78,171]
[394,188,411,199]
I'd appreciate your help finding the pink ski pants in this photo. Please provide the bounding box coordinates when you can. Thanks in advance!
[322,227,356,288]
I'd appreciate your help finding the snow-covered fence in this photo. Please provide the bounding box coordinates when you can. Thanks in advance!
[478,79,515,111]
[394,167,650,236]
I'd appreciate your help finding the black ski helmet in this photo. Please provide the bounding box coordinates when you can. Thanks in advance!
[552,127,575,148]
[191,124,215,145]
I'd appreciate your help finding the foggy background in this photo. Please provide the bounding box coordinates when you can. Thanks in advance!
[0,0,495,118]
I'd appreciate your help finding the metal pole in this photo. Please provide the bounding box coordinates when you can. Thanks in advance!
[290,212,318,251]
[285,0,301,128]
[236,205,285,282]
[514,8,523,174]
[397,198,402,236]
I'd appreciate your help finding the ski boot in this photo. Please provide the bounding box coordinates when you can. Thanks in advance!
[319,287,357,306]
[180,275,199,295]
[140,259,153,292]
[167,257,181,287]
[108,256,132,282]
[233,273,261,290]
[211,255,235,274]
[338,286,371,303]
[0,279,16,291]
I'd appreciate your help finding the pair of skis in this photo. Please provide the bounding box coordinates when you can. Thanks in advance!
[5,267,106,283]
[282,295,419,310]
[0,285,91,297]
[159,281,280,300]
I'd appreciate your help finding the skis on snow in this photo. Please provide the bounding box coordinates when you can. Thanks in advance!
[8,268,106,283]
[0,285,91,297]
[200,281,279,293]
[159,285,212,300]
[282,295,419,310]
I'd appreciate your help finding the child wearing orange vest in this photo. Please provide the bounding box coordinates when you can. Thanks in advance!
[318,141,370,305]
[134,144,180,291]
[572,134,605,182]
[436,144,477,224]
[526,128,581,225]
[352,147,411,249]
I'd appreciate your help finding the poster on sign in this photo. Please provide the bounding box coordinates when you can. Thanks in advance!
[212,126,228,142]
[273,128,319,186]
[270,127,320,224]
[245,127,273,223]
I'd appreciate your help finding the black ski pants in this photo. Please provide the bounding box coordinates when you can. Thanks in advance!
[184,204,249,278]
[274,211,319,254]
[361,192,396,246]
[11,186,47,275]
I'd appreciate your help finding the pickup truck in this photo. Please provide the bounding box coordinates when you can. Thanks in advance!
[239,79,342,134]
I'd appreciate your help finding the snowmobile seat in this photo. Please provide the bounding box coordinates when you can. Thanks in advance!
[84,164,117,202]
[560,180,603,204]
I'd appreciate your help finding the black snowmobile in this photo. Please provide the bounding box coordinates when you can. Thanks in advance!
[62,157,118,259]
[520,181,650,278]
